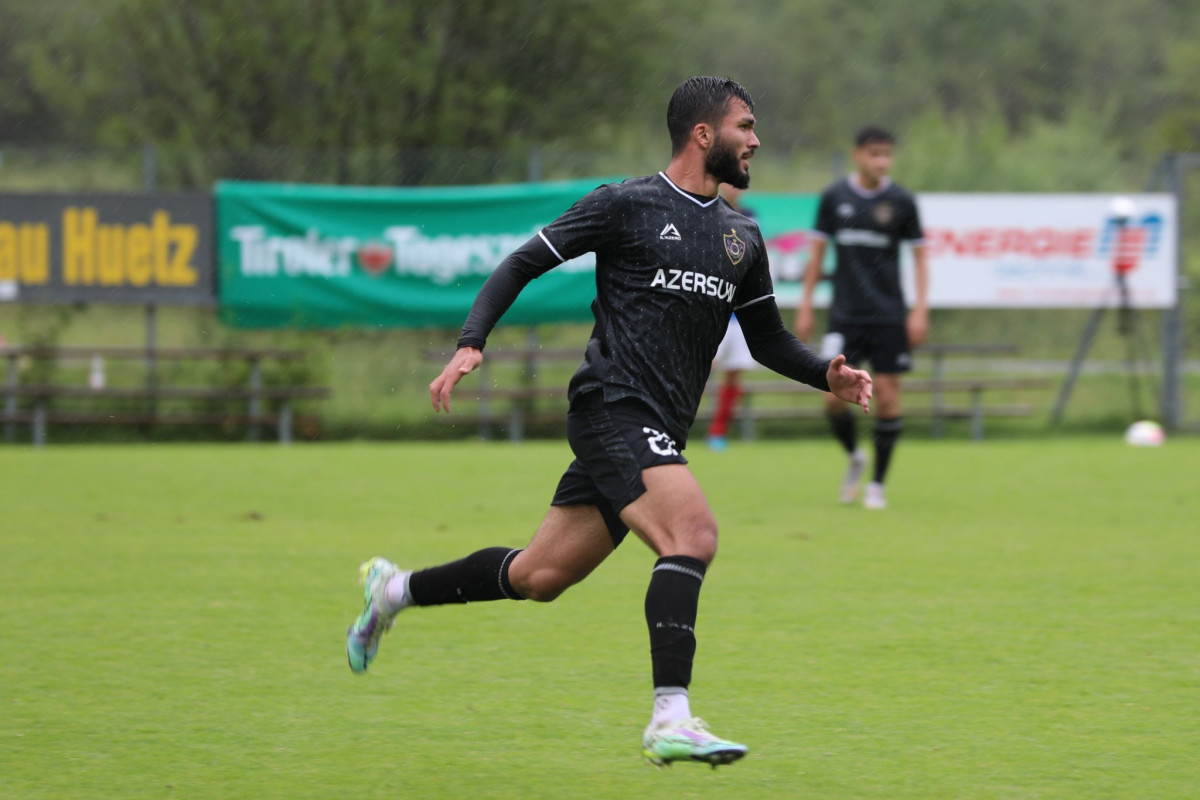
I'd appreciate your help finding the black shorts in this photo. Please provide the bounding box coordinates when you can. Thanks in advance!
[551,391,688,547]
[820,322,912,374]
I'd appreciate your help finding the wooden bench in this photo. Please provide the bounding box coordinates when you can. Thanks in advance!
[1,346,330,446]
[710,376,1054,442]
[426,344,581,441]
[425,341,1051,442]
[918,343,1020,437]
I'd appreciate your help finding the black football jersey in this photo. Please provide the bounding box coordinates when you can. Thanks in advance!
[540,173,775,440]
[813,176,924,325]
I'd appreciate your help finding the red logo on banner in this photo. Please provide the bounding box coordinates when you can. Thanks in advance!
[356,242,393,276]
[765,231,809,254]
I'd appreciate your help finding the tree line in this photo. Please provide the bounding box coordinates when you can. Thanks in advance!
[1,0,1197,188]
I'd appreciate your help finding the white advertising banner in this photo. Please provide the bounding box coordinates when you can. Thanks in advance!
[912,193,1176,309]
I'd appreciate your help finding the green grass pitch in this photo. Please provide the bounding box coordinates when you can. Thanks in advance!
[2,437,1197,799]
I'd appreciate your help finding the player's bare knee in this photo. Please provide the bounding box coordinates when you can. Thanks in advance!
[671,519,719,564]
[693,525,719,564]
[515,568,575,602]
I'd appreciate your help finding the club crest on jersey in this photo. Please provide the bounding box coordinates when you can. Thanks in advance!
[873,202,893,225]
[723,228,746,265]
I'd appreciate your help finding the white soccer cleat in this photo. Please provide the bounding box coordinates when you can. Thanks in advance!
[863,481,887,510]
[839,449,867,503]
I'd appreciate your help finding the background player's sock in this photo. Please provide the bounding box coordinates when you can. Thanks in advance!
[873,417,903,483]
[828,408,859,453]
[708,382,741,438]
[649,687,692,729]
[645,555,706,693]
[407,547,524,605]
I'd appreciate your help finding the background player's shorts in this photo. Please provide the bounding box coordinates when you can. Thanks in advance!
[552,391,688,546]
[820,323,912,374]
[713,316,758,372]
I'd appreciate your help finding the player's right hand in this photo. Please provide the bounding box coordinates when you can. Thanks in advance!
[430,346,483,413]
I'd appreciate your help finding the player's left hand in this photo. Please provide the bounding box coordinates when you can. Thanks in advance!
[826,354,872,413]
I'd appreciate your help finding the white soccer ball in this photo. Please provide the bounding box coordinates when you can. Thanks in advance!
[1124,420,1165,447]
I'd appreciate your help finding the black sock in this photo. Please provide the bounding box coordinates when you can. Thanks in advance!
[407,547,524,606]
[828,409,859,454]
[873,417,903,483]
[645,555,707,690]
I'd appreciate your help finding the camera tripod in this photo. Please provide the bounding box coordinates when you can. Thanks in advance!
[1051,269,1157,425]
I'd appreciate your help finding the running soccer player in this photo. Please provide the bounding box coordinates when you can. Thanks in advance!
[795,126,928,510]
[346,76,873,768]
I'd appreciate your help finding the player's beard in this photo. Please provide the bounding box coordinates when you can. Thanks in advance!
[706,133,750,189]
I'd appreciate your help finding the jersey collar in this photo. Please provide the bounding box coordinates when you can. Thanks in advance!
[658,172,720,208]
[848,173,892,198]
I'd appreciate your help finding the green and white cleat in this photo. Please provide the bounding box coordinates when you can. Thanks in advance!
[346,557,405,674]
[840,448,867,504]
[863,481,888,510]
[642,718,748,769]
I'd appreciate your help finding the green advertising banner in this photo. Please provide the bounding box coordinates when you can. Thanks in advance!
[740,192,823,308]
[216,178,820,329]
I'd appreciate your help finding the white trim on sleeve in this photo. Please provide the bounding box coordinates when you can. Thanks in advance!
[537,230,566,263]
[733,293,776,311]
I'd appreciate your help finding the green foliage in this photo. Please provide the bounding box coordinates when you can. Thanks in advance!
[0,1,84,143]
[678,0,1200,159]
[1155,37,1200,151]
[18,0,690,185]
[897,103,1143,192]
[185,313,331,394]
[5,305,78,386]
[2,440,1198,797]
[0,146,144,191]
[7,0,1200,184]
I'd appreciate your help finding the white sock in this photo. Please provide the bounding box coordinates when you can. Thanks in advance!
[649,688,691,729]
[383,572,411,613]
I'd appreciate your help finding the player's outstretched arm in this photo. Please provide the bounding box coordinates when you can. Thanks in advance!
[826,354,872,413]
[739,296,838,392]
[430,347,483,413]
[433,234,566,413]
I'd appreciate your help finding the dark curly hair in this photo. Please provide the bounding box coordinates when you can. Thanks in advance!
[667,76,755,155]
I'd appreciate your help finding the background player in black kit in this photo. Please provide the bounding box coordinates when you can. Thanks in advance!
[795,126,929,510]
[346,77,873,768]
